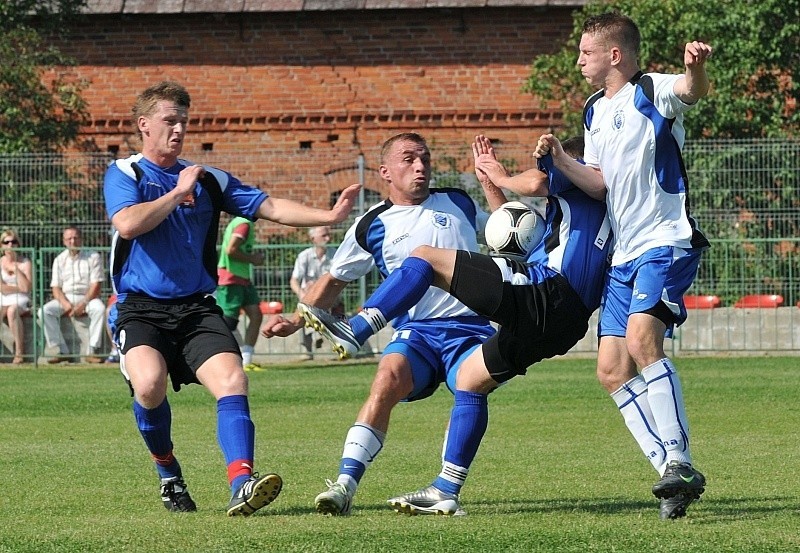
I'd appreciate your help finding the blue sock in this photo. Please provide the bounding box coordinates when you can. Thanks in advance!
[433,391,488,495]
[350,256,434,343]
[217,395,256,492]
[134,399,181,480]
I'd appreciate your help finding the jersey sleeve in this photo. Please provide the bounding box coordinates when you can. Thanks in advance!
[216,170,269,220]
[104,163,141,220]
[583,125,600,169]
[537,154,577,196]
[650,73,692,119]
[327,220,376,283]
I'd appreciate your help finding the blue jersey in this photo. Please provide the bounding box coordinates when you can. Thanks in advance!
[527,155,612,311]
[104,154,267,300]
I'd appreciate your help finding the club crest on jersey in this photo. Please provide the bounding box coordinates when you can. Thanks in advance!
[431,211,451,229]
[613,110,625,131]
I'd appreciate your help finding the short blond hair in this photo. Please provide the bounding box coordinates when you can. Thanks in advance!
[132,81,191,139]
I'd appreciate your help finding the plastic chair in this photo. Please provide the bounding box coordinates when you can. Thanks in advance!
[733,294,784,308]
[683,295,721,309]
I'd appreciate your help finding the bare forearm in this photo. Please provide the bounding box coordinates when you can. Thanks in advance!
[497,169,550,198]
[112,191,186,239]
[676,68,710,104]
[551,154,606,200]
[479,179,508,211]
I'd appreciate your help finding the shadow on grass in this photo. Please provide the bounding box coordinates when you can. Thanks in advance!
[313,495,800,520]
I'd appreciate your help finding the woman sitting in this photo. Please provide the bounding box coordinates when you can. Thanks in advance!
[1,229,32,364]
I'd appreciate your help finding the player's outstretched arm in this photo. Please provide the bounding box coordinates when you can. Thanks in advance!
[257,183,361,227]
[537,134,606,200]
[471,135,509,210]
[474,134,550,198]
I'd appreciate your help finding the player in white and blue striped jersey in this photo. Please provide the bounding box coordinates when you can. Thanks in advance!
[263,132,511,516]
[295,134,611,515]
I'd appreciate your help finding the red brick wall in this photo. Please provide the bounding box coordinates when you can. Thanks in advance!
[49,7,576,232]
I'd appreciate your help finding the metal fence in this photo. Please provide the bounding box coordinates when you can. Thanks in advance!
[1,138,799,362]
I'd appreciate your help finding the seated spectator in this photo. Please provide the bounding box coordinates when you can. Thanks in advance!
[290,226,339,360]
[0,229,32,364]
[38,226,106,363]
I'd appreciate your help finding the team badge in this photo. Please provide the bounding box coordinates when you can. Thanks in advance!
[431,211,451,229]
[613,110,625,131]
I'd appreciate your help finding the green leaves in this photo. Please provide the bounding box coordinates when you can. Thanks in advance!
[0,0,89,153]
[524,0,800,138]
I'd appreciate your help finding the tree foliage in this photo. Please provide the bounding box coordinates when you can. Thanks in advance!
[0,0,90,152]
[524,0,800,138]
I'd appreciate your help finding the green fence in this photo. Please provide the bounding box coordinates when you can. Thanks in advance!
[2,138,800,362]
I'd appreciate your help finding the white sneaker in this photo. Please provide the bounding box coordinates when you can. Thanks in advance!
[297,304,360,360]
[315,479,353,516]
[387,485,465,516]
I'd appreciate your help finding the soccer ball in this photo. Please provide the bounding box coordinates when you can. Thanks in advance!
[484,201,545,259]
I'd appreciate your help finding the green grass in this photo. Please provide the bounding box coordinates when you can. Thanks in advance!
[1,356,799,552]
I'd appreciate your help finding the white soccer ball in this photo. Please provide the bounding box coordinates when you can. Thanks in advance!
[484,201,545,260]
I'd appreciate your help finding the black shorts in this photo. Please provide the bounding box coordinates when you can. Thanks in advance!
[450,251,592,383]
[116,294,241,392]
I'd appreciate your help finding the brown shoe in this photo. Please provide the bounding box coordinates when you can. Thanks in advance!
[47,356,70,364]
[84,356,103,364]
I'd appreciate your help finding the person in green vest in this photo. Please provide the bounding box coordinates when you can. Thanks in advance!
[217,216,265,370]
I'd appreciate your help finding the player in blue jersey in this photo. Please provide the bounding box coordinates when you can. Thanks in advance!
[104,81,360,516]
[287,134,611,516]
[536,12,712,519]
[261,132,509,516]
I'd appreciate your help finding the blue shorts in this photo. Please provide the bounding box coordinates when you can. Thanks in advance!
[599,246,704,338]
[382,317,494,402]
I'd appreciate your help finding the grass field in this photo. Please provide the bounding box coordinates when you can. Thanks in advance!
[1,356,799,552]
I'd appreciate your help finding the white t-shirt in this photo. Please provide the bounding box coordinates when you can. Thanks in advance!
[584,72,706,265]
[50,249,104,299]
[291,246,336,292]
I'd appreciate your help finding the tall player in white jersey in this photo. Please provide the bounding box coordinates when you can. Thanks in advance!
[536,12,712,519]
[261,132,507,516]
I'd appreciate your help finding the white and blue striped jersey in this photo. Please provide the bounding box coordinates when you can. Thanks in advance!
[330,188,489,327]
[583,72,708,266]
[528,156,612,312]
[104,155,267,301]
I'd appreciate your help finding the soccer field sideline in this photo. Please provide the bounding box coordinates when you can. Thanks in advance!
[0,356,799,552]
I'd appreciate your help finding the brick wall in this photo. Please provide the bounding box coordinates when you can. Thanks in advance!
[49,7,576,232]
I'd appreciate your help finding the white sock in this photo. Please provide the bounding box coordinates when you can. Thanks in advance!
[611,375,666,474]
[642,358,692,466]
[357,308,388,334]
[240,344,254,366]
[339,423,385,494]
